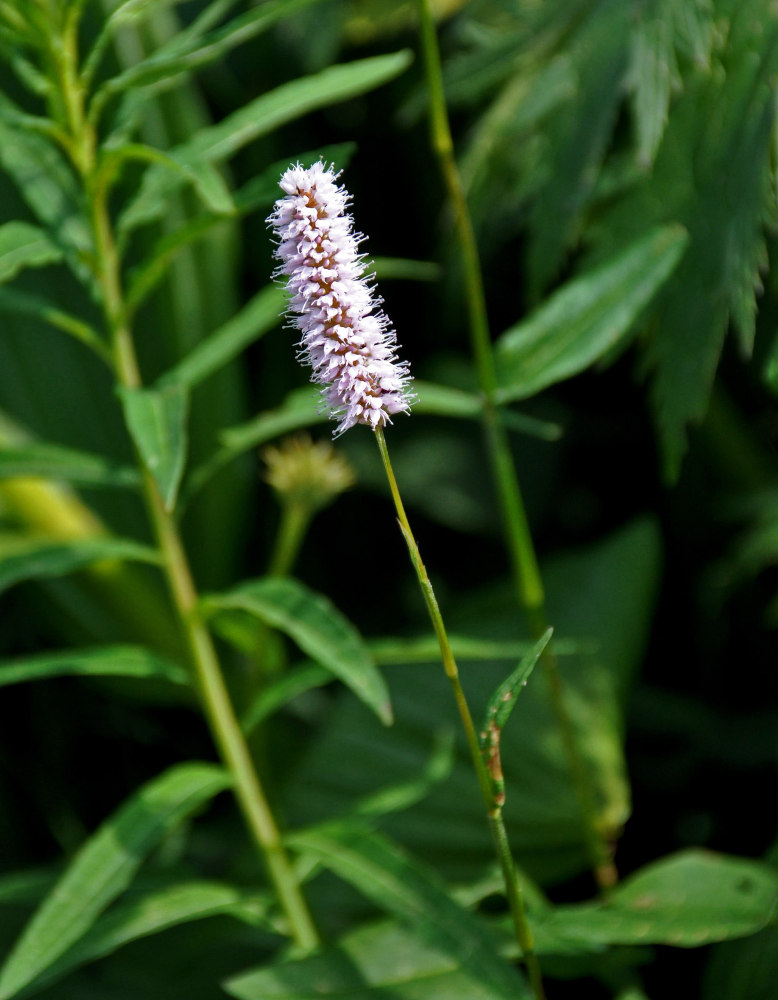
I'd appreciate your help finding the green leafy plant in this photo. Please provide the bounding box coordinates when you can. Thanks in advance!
[0,1,775,998]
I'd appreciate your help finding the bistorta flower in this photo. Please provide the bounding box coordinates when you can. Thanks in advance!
[267,161,413,435]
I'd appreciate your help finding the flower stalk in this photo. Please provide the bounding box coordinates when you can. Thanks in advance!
[270,162,545,996]
[376,429,546,1000]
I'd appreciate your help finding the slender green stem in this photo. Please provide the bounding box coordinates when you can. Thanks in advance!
[415,0,616,888]
[50,15,318,949]
[376,429,545,999]
[268,501,311,578]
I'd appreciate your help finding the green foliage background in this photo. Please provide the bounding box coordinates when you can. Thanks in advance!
[0,0,776,997]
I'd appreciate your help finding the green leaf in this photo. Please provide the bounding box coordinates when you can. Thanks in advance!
[0,222,63,284]
[0,763,230,1000]
[156,286,285,390]
[0,645,188,690]
[118,50,413,235]
[0,105,93,280]
[480,629,552,744]
[0,443,139,488]
[225,917,525,1000]
[494,225,689,404]
[286,824,530,998]
[0,537,161,596]
[531,850,778,954]
[118,385,189,511]
[17,880,270,998]
[478,629,549,807]
[203,576,392,726]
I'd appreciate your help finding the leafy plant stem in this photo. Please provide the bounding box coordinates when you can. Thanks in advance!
[375,428,545,999]
[415,0,616,889]
[52,20,319,951]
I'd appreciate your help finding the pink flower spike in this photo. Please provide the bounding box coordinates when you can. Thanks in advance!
[267,161,414,435]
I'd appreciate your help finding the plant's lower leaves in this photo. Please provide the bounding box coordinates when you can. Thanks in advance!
[286,824,530,998]
[0,222,63,284]
[494,225,688,403]
[0,645,188,690]
[118,385,189,511]
[285,519,660,886]
[0,443,139,488]
[224,916,526,1000]
[0,763,230,1000]
[16,880,271,999]
[530,850,778,954]
[203,576,392,726]
[0,537,161,596]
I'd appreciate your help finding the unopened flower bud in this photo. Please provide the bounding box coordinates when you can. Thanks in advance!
[262,434,355,512]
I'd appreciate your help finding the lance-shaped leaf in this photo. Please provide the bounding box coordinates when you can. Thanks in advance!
[118,50,413,235]
[0,537,160,596]
[530,850,778,954]
[0,442,139,488]
[0,108,93,281]
[481,629,553,737]
[0,222,63,284]
[16,880,270,998]
[0,645,189,690]
[118,385,189,511]
[0,763,230,1000]
[494,224,688,404]
[202,576,392,726]
[286,823,530,998]
[479,629,552,806]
